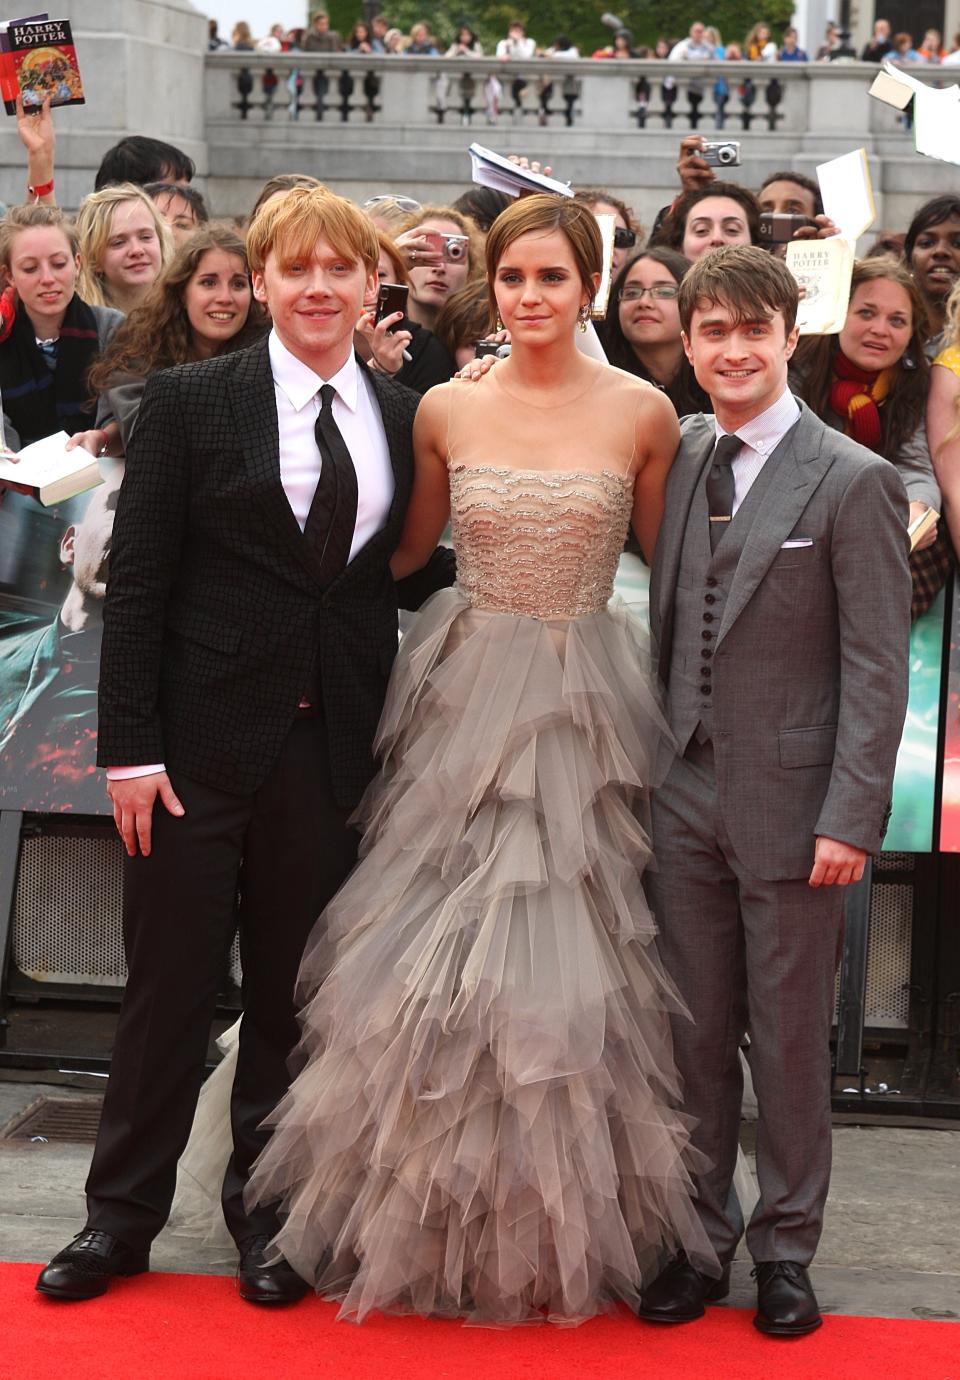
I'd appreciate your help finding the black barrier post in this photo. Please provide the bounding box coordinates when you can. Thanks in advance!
[0,810,24,1046]
[834,856,873,1091]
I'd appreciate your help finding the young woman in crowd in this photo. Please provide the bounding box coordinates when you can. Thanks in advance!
[926,279,960,557]
[791,257,945,614]
[745,22,778,59]
[904,195,960,343]
[652,183,759,261]
[75,183,173,315]
[391,204,482,381]
[600,247,710,415]
[72,225,266,457]
[0,204,122,451]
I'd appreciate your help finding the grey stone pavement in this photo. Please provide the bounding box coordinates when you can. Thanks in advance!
[0,1073,958,1323]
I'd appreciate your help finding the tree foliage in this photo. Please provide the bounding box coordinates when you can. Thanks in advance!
[323,1,796,54]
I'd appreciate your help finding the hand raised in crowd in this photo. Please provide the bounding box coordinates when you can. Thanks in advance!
[16,91,56,204]
[676,136,717,194]
[356,307,412,376]
[393,228,444,271]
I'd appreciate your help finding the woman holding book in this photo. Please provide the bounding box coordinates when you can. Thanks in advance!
[0,204,121,454]
[75,182,173,317]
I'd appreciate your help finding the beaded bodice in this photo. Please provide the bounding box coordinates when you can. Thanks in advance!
[444,362,646,621]
[450,465,634,619]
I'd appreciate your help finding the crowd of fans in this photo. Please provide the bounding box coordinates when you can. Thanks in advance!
[0,96,957,618]
[209,12,960,66]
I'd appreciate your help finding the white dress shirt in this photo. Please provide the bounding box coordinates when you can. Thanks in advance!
[714,388,800,515]
[109,332,395,780]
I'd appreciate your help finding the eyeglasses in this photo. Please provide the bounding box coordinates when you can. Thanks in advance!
[613,227,638,250]
[620,283,679,302]
[362,195,422,214]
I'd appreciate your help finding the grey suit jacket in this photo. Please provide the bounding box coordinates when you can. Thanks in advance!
[650,401,912,880]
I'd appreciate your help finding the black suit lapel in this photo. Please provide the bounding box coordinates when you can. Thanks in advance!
[229,337,326,583]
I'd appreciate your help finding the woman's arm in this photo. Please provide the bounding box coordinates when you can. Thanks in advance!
[631,388,680,563]
[928,361,960,556]
[389,387,451,579]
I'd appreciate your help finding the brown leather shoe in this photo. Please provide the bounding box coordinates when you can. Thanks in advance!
[753,1260,822,1336]
[238,1235,309,1305]
[636,1255,731,1323]
[36,1230,149,1300]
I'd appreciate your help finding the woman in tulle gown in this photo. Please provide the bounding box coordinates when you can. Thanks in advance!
[217,195,719,1323]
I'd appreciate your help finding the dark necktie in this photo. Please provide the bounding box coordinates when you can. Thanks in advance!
[304,383,358,587]
[706,433,742,552]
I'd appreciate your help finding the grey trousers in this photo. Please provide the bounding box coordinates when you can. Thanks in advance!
[649,737,843,1266]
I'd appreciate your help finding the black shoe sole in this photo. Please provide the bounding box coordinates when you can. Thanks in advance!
[238,1286,309,1305]
[753,1313,823,1337]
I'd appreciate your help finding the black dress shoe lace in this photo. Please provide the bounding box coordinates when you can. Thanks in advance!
[52,1231,126,1272]
[752,1261,810,1286]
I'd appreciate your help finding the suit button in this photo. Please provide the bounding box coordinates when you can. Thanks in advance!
[701,648,713,659]
[704,593,716,604]
[702,630,713,641]
[702,665,711,677]
[703,612,714,623]
[700,684,712,695]
[706,577,718,587]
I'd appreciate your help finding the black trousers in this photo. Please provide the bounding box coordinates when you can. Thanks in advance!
[85,716,359,1251]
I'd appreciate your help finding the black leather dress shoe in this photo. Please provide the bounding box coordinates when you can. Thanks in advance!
[35,1230,149,1300]
[238,1235,309,1305]
[753,1260,822,1336]
[635,1255,731,1323]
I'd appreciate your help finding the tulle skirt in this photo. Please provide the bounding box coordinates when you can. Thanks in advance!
[243,588,718,1324]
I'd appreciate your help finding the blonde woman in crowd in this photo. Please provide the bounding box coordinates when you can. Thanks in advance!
[76,183,173,315]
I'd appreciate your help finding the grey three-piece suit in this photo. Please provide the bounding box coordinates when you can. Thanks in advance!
[648,401,912,1268]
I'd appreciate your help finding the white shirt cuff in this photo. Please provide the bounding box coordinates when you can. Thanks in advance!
[106,764,166,780]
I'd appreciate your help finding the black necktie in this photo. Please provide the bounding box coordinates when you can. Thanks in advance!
[304,383,358,587]
[706,433,741,552]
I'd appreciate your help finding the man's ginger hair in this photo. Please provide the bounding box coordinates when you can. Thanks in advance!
[246,185,379,276]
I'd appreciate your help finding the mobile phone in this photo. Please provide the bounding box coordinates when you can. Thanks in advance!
[701,140,740,167]
[758,212,817,244]
[375,282,408,333]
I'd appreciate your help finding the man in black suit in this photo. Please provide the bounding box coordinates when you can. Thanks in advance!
[36,187,453,1303]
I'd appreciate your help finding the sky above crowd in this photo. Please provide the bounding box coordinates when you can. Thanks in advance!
[203,0,308,42]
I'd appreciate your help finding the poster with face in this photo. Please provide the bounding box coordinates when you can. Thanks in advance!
[0,463,121,814]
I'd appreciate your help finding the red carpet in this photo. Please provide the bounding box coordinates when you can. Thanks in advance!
[3,1260,956,1380]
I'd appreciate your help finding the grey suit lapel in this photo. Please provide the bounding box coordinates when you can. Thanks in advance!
[653,415,716,661]
[716,406,832,646]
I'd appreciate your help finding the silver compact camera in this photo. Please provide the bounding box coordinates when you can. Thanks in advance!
[701,140,741,167]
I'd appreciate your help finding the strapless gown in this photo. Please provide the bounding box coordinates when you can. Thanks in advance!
[231,450,718,1324]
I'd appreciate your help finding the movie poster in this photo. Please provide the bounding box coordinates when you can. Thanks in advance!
[940,574,960,852]
[885,587,947,853]
[0,465,120,815]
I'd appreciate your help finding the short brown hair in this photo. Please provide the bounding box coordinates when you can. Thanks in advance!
[678,244,798,335]
[0,203,79,267]
[246,185,378,276]
[484,194,603,324]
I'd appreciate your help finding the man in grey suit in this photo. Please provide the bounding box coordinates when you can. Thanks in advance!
[639,247,911,1336]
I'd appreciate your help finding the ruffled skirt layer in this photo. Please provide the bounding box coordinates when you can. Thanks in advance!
[245,588,717,1324]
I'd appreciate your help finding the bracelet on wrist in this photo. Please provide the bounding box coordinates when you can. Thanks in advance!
[28,177,54,201]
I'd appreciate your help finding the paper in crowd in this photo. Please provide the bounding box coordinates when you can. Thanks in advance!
[815,148,876,244]
[786,237,854,335]
[0,430,102,505]
[468,143,573,198]
[869,61,960,166]
[591,213,616,320]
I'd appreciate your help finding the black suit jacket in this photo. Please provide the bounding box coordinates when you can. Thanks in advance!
[97,337,454,807]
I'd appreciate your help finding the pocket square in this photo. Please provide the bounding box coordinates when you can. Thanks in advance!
[781,538,813,548]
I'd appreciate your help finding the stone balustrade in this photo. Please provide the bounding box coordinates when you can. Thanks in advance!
[203,53,949,235]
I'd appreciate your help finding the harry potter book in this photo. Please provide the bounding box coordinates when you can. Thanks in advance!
[1,15,84,115]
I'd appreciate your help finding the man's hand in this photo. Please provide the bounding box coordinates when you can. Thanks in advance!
[108,772,184,858]
[676,135,716,193]
[808,835,867,887]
